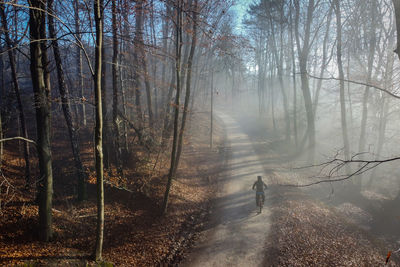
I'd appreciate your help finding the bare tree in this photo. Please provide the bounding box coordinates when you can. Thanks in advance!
[133,0,144,129]
[333,0,351,177]
[94,0,105,260]
[112,0,123,177]
[293,0,316,159]
[0,51,3,169]
[174,0,199,174]
[162,0,183,215]
[393,0,400,59]
[313,5,333,118]
[28,0,53,242]
[357,0,377,187]
[0,3,31,184]
[48,0,87,201]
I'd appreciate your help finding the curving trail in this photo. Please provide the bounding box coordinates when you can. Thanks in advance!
[182,112,271,266]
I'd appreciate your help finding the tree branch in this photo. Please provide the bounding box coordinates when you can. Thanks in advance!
[305,73,400,99]
[0,137,37,146]
[282,155,400,188]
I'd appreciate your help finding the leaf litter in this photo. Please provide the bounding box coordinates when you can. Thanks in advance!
[0,113,225,266]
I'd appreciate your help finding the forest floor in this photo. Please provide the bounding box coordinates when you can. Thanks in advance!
[0,111,225,266]
[2,107,400,267]
[234,113,400,266]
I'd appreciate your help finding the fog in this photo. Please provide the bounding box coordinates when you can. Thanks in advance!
[201,0,400,245]
[2,0,400,264]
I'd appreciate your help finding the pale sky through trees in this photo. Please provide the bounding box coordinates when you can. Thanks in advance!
[232,0,253,33]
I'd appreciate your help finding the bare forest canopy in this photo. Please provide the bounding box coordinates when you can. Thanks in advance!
[2,0,400,264]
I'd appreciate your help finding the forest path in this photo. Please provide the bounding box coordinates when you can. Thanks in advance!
[181,112,271,266]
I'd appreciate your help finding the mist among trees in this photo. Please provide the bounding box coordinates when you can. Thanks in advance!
[1,0,400,265]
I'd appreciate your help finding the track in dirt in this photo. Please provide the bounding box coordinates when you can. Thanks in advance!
[182,112,271,266]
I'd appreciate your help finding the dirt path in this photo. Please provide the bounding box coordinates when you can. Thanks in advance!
[182,112,271,266]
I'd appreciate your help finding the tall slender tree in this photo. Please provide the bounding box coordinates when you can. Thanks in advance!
[334,0,351,176]
[0,51,3,169]
[313,5,333,118]
[74,0,86,126]
[133,0,144,129]
[48,0,87,201]
[173,0,198,175]
[294,0,316,159]
[393,0,400,60]
[29,0,53,242]
[162,0,183,215]
[357,0,377,186]
[0,3,31,184]
[94,0,105,260]
[112,0,123,177]
[289,2,298,146]
[267,2,290,141]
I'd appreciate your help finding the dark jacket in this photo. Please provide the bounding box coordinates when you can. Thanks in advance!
[252,180,267,192]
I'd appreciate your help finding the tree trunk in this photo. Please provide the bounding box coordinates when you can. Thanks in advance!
[256,34,266,116]
[368,32,394,187]
[179,5,192,99]
[231,64,235,104]
[189,54,201,120]
[0,4,31,184]
[162,0,182,215]
[334,0,351,176]
[270,66,277,132]
[75,0,86,126]
[313,6,332,118]
[161,65,176,146]
[29,0,53,242]
[173,0,198,176]
[133,0,144,129]
[48,0,87,201]
[279,8,290,141]
[94,0,104,261]
[393,0,400,59]
[0,113,2,171]
[101,30,109,171]
[294,0,316,159]
[112,0,123,177]
[142,57,154,129]
[150,0,158,120]
[358,0,377,185]
[0,52,3,170]
[119,59,129,153]
[133,0,154,129]
[210,70,214,149]
[269,16,290,141]
[120,0,129,153]
[346,47,354,129]
[289,4,298,146]
[161,2,171,110]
